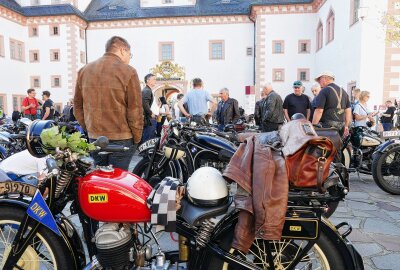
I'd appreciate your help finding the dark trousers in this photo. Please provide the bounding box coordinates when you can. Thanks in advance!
[382,123,393,131]
[261,122,281,132]
[141,119,157,143]
[89,138,136,171]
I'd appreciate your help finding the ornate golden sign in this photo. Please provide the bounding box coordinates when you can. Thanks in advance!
[151,61,185,81]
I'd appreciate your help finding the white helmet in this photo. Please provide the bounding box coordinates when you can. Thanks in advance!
[186,167,228,207]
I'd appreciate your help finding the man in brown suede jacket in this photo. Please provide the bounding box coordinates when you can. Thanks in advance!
[74,36,143,170]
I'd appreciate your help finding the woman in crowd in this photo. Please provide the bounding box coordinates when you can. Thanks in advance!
[156,96,171,136]
[353,91,378,128]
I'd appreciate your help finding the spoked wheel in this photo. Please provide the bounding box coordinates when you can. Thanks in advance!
[222,233,345,270]
[0,206,75,270]
[372,145,400,195]
[132,153,180,187]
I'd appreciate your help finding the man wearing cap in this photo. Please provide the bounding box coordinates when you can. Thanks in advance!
[283,80,311,121]
[312,71,351,137]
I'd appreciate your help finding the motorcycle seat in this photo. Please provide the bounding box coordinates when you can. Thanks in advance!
[180,196,233,226]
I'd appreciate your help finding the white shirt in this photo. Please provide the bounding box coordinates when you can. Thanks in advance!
[353,103,370,127]
[0,150,47,176]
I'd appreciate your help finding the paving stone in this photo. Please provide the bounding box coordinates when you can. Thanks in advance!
[347,229,374,243]
[354,243,383,257]
[368,209,397,223]
[330,217,362,229]
[348,191,372,199]
[347,200,379,211]
[353,211,375,218]
[372,253,400,270]
[369,234,400,252]
[376,201,400,211]
[363,218,400,236]
[384,210,400,222]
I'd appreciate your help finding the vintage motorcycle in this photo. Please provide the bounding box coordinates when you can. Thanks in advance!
[341,126,400,194]
[133,120,237,186]
[0,120,364,270]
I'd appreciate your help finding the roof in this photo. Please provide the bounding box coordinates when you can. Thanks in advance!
[0,1,86,20]
[0,0,314,22]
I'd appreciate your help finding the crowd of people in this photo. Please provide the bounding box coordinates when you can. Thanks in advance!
[7,36,395,174]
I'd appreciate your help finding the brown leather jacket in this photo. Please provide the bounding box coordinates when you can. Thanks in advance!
[223,135,288,252]
[74,53,143,143]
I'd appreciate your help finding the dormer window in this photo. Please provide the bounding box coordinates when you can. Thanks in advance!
[109,5,117,10]
[221,0,231,3]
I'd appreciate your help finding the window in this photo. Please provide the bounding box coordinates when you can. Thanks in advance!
[31,0,40,5]
[51,76,61,87]
[350,0,360,25]
[0,94,7,114]
[272,40,284,54]
[50,25,59,36]
[29,50,40,62]
[29,26,38,37]
[80,51,86,64]
[209,40,225,60]
[316,21,323,51]
[12,95,25,111]
[30,76,41,88]
[79,29,85,39]
[163,0,173,3]
[159,42,174,61]
[9,39,25,61]
[246,47,253,56]
[326,10,335,43]
[50,49,60,61]
[298,69,310,81]
[298,40,311,53]
[272,69,285,82]
[0,35,4,57]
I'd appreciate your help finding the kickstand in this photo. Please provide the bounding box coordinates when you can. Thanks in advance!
[356,171,367,183]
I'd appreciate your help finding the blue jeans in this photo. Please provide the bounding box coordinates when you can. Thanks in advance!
[382,123,393,131]
[141,119,157,143]
[218,124,225,132]
[90,138,136,171]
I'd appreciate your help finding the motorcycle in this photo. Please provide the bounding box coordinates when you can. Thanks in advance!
[133,120,237,187]
[0,120,364,270]
[371,129,400,195]
[0,117,32,158]
[342,126,400,194]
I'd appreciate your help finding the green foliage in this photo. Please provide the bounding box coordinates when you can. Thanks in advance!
[40,126,96,155]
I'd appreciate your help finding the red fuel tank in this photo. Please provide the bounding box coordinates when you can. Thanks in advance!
[78,168,152,223]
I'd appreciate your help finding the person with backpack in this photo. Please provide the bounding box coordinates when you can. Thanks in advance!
[21,88,39,120]
[41,90,55,120]
[312,71,352,137]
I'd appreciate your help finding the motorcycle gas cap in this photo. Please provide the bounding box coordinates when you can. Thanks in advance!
[98,165,114,173]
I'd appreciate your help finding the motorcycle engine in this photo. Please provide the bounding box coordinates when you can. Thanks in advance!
[199,160,228,173]
[95,223,133,270]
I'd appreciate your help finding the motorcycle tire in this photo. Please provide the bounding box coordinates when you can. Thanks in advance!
[132,154,179,187]
[372,145,400,195]
[0,205,76,270]
[207,227,347,270]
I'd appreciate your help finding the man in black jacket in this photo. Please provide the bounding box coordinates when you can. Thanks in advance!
[260,83,285,132]
[254,91,266,126]
[141,73,156,142]
[214,88,240,131]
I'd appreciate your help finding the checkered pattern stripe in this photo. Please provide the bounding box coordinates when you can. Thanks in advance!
[147,177,181,232]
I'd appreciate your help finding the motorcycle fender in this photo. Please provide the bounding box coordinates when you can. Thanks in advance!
[321,218,364,270]
[211,211,364,270]
[0,198,86,269]
[372,139,400,159]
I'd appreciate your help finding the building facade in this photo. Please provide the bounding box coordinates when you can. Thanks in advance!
[0,0,398,115]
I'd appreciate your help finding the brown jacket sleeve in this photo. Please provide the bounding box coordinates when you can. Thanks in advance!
[126,70,144,144]
[73,68,86,130]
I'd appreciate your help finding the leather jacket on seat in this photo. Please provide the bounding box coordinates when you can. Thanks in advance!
[223,133,288,252]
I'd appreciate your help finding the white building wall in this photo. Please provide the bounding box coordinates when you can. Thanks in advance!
[258,13,316,99]
[358,0,388,108]
[315,0,362,95]
[86,22,254,109]
[0,16,29,114]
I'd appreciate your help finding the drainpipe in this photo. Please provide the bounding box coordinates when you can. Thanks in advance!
[84,22,88,64]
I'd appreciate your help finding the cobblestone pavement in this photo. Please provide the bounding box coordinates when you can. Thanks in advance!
[331,174,400,270]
